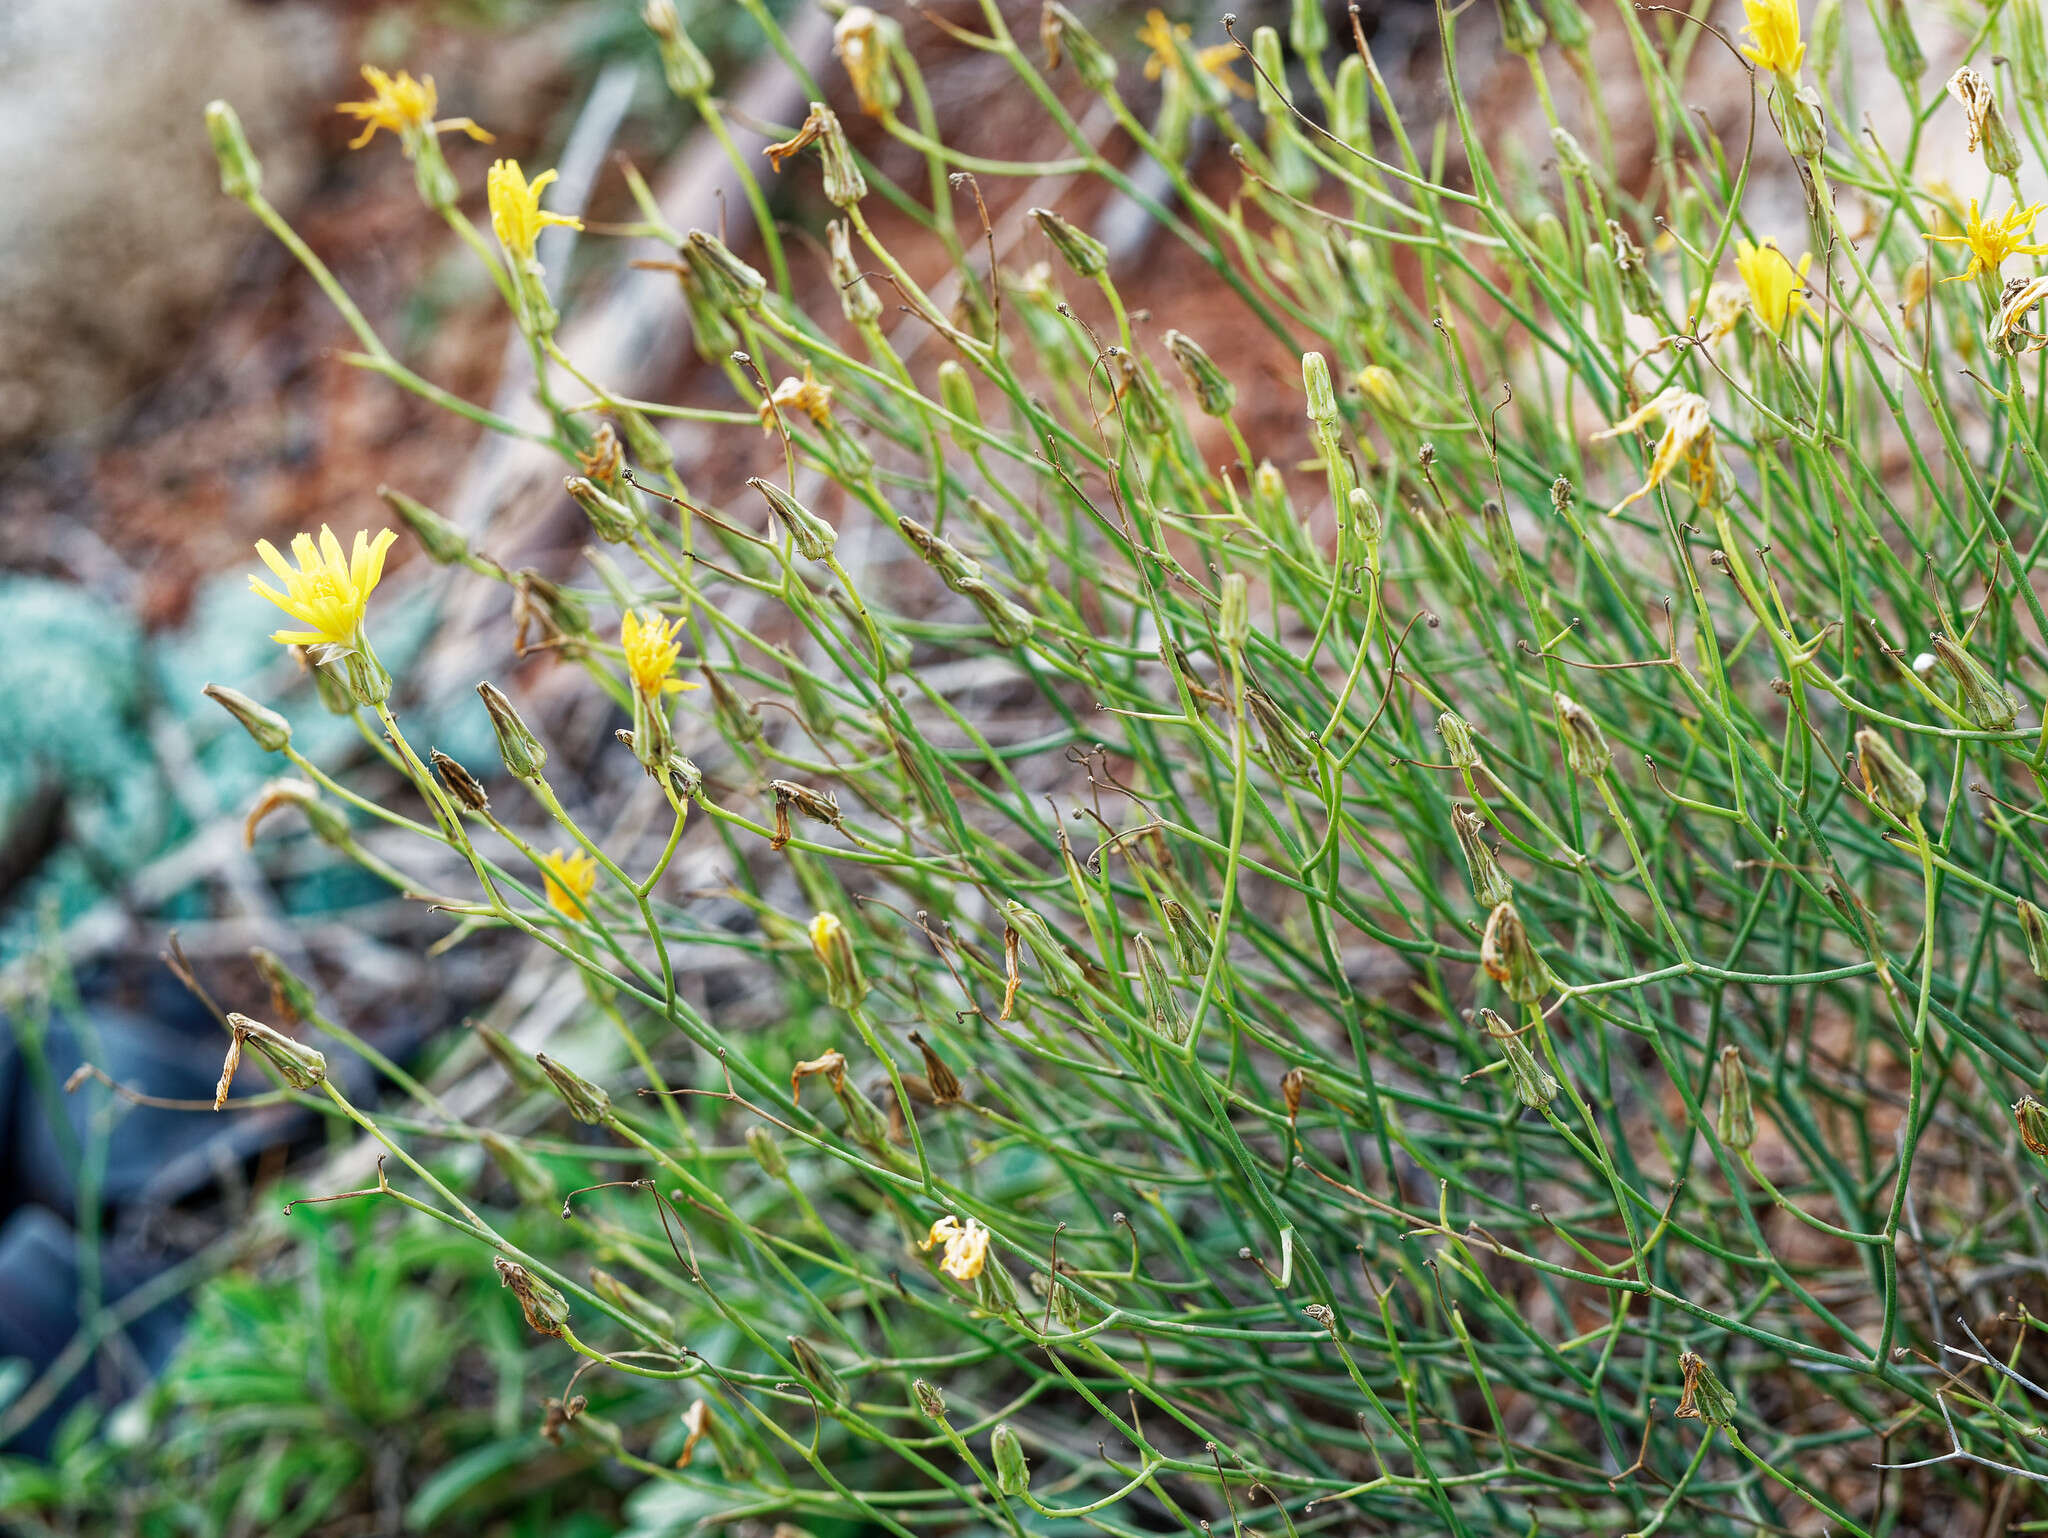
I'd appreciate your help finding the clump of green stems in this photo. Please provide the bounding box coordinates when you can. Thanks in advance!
[192,0,2048,1532]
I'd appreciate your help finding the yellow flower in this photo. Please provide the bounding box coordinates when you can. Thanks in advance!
[1734,240,1811,333]
[1137,9,1251,99]
[1738,0,1804,75]
[249,526,396,649]
[487,160,583,262]
[1590,389,1717,515]
[621,609,696,697]
[336,65,493,154]
[920,1215,990,1282]
[1931,199,2048,283]
[539,847,598,918]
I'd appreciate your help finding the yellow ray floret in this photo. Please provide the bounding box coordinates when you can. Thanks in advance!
[539,847,599,918]
[487,160,583,262]
[921,1215,991,1282]
[1931,199,2048,283]
[1591,390,1716,516]
[1137,9,1252,99]
[1739,0,1804,76]
[336,65,493,153]
[1734,240,1811,333]
[622,609,697,698]
[250,526,396,648]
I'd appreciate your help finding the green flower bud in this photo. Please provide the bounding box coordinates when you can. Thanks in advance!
[205,100,261,202]
[204,683,290,753]
[340,647,392,708]
[472,1020,548,1090]
[746,1123,790,1179]
[1481,900,1553,1003]
[1874,0,1924,83]
[1247,688,1317,780]
[430,749,490,813]
[936,360,981,447]
[495,1258,569,1337]
[1219,572,1250,655]
[1607,221,1659,318]
[2017,898,2048,979]
[1041,1,1118,90]
[701,663,763,745]
[684,229,767,310]
[1135,934,1188,1044]
[1584,243,1626,353]
[564,476,642,543]
[1330,55,1369,146]
[1715,1045,1756,1150]
[787,1337,842,1400]
[2017,1094,2048,1157]
[482,1129,557,1205]
[2013,0,2048,104]
[832,1075,895,1156]
[1542,0,1592,51]
[974,1253,1021,1315]
[1161,900,1213,974]
[1290,0,1330,59]
[752,478,837,560]
[1451,805,1512,908]
[959,579,1036,646]
[1163,328,1235,417]
[590,1266,674,1338]
[808,911,868,1010]
[478,681,548,779]
[518,570,591,639]
[1438,709,1481,769]
[1030,206,1108,278]
[1251,26,1288,118]
[1931,633,2019,731]
[378,484,467,564]
[1478,1007,1557,1109]
[536,1052,613,1125]
[644,0,714,99]
[991,1424,1031,1495]
[1853,728,1925,822]
[1553,692,1612,777]
[912,1379,947,1419]
[228,1012,327,1092]
[1004,901,1084,998]
[248,947,317,1025]
[1676,1349,1738,1429]
[1302,351,1340,432]
[1494,0,1547,56]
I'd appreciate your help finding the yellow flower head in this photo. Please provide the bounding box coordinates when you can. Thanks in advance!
[1739,0,1804,75]
[487,160,582,263]
[920,1215,990,1282]
[539,847,598,918]
[1590,389,1717,516]
[1734,240,1812,333]
[621,609,691,698]
[336,65,493,154]
[1931,198,2048,283]
[1137,9,1251,99]
[250,526,396,649]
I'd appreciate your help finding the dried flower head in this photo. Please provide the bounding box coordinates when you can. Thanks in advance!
[1591,390,1716,515]
[921,1214,992,1281]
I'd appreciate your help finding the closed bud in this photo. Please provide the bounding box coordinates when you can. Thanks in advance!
[833,1074,895,1155]
[746,1123,790,1178]
[340,647,392,708]
[478,681,548,779]
[228,1013,327,1091]
[1584,242,1626,351]
[909,1031,963,1103]
[960,579,1035,646]
[1715,1045,1756,1150]
[517,570,591,639]
[1030,206,1108,277]
[787,1336,845,1403]
[1451,805,1512,907]
[644,0,714,99]
[249,947,317,1025]
[482,1129,557,1204]
[1553,692,1612,777]
[808,911,868,1009]
[1357,364,1413,425]
[496,1258,570,1337]
[1161,900,1213,973]
[1438,709,1481,769]
[1542,0,1591,51]
[1478,1007,1557,1109]
[590,1266,673,1338]
[564,476,641,543]
[899,514,982,589]
[431,749,490,812]
[1004,901,1084,998]
[1481,900,1553,1003]
[973,1253,1021,1315]
[306,650,357,715]
[1331,55,1369,145]
[766,103,866,207]
[1247,688,1317,780]
[2018,898,2048,979]
[1675,1349,1737,1429]
[1251,26,1289,118]
[1812,0,1843,82]
[1302,351,1339,432]
[1853,728,1925,822]
[684,229,767,310]
[204,99,262,201]
[936,360,981,446]
[827,219,882,325]
[245,778,352,849]
[1219,572,1250,654]
[380,485,468,564]
[912,1379,948,1419]
[1874,0,1923,83]
[1931,633,2019,732]
[2017,1095,2048,1157]
[1607,220,1659,318]
[2014,0,2048,103]
[751,478,837,560]
[205,683,290,753]
[1135,934,1189,1043]
[991,1424,1031,1495]
[536,1052,613,1125]
[1494,0,1547,56]
[1041,2,1118,90]
[1290,0,1330,58]
[1163,329,1235,416]
[1348,486,1382,554]
[701,664,764,745]
[472,1020,548,1090]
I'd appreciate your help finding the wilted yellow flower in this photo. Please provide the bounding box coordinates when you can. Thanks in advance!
[1591,389,1716,515]
[539,847,598,918]
[250,526,396,649]
[1739,0,1804,75]
[1734,240,1811,333]
[833,6,898,116]
[621,609,690,697]
[487,160,582,262]
[1138,8,1252,98]
[1948,67,1995,153]
[921,1215,991,1281]
[758,368,836,433]
[337,65,492,154]
[1931,199,2048,283]
[1998,273,2048,351]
